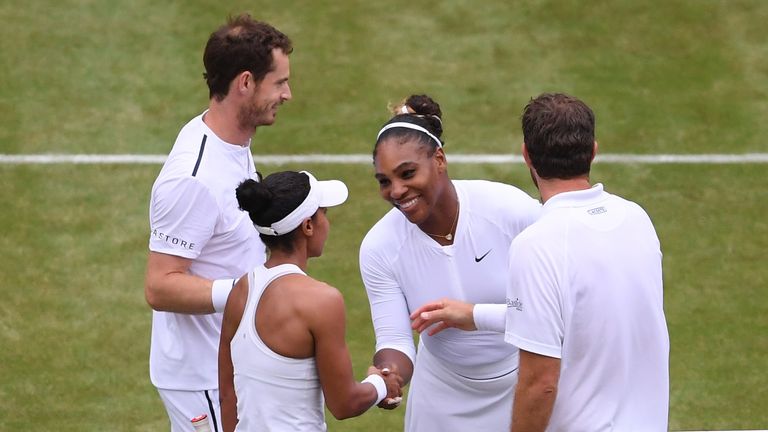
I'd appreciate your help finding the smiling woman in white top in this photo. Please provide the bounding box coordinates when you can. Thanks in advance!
[359,94,541,431]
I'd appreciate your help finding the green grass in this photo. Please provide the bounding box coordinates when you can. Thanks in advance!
[1,1,767,430]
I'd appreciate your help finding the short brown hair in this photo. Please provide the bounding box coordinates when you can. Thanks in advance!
[203,14,292,101]
[522,93,595,179]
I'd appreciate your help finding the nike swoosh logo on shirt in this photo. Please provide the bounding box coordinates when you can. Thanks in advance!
[474,250,492,262]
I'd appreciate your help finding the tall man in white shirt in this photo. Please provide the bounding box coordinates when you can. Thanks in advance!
[144,14,292,432]
[411,93,669,431]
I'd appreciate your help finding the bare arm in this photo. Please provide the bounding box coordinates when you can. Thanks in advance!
[218,277,248,432]
[144,251,215,313]
[510,349,560,432]
[311,286,403,419]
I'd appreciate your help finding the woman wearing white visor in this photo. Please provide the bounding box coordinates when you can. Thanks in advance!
[218,170,402,432]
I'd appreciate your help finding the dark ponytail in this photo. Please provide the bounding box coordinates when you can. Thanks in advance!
[236,171,311,252]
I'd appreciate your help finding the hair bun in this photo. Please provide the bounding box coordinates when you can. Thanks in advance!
[236,179,273,216]
[405,94,442,118]
[406,94,443,139]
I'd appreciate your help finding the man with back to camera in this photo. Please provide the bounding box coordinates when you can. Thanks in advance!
[410,93,670,431]
[144,14,292,431]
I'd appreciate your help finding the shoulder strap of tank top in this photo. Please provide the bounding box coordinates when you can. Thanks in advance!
[243,264,306,320]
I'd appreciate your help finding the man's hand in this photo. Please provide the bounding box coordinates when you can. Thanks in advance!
[410,298,477,336]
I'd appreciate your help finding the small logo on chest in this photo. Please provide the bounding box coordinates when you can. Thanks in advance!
[474,249,492,262]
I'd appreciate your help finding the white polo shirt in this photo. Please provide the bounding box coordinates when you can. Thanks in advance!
[148,112,265,390]
[505,184,669,430]
[360,180,540,373]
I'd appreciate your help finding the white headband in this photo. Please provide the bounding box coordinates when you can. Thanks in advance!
[376,122,443,148]
[255,171,348,236]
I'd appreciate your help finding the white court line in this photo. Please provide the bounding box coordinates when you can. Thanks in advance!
[1,153,768,164]
[3,151,767,432]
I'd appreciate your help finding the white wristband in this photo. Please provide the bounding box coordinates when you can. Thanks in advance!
[361,374,387,406]
[473,303,507,333]
[211,278,236,313]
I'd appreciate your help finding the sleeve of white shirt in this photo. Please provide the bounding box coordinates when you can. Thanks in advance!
[504,234,565,359]
[359,237,416,364]
[149,176,218,259]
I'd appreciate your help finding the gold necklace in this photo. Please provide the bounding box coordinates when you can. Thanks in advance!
[423,201,459,242]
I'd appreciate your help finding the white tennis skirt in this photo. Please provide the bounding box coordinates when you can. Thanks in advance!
[404,342,518,432]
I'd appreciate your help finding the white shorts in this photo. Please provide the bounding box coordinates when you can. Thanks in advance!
[404,343,518,432]
[157,388,222,432]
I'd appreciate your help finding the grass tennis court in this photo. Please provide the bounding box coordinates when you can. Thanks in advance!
[1,1,767,430]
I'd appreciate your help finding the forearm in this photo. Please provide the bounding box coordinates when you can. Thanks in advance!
[219,280,246,432]
[510,382,556,432]
[373,348,414,385]
[328,378,385,419]
[220,389,238,432]
[510,351,560,432]
[320,355,388,419]
[145,272,217,313]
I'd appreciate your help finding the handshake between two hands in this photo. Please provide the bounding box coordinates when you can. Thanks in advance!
[365,299,476,410]
[366,365,404,410]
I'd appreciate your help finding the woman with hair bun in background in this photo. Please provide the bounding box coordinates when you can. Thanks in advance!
[359,94,541,430]
[219,170,402,432]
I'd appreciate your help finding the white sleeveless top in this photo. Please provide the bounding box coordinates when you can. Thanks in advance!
[232,264,326,432]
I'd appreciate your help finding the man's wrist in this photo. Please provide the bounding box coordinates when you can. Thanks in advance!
[211,278,236,312]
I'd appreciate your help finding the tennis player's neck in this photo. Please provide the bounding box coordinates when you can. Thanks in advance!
[203,103,252,146]
[537,177,592,203]
[265,252,309,272]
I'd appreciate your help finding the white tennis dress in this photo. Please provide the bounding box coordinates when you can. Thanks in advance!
[360,180,541,431]
[231,264,327,432]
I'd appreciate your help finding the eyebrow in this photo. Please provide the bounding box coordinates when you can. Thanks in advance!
[375,160,417,178]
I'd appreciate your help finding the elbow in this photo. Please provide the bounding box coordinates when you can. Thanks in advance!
[144,280,166,311]
[329,409,352,421]
[540,381,558,397]
[327,404,355,420]
[525,377,558,402]
[327,399,369,420]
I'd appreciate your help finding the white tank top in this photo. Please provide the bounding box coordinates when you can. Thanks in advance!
[232,264,326,431]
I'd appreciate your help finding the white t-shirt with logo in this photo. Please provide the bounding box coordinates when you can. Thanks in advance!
[148,112,265,390]
[360,180,540,372]
[505,184,669,430]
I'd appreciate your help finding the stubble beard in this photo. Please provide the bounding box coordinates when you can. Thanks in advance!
[237,98,274,133]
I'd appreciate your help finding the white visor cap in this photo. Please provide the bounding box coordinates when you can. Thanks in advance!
[255,171,348,236]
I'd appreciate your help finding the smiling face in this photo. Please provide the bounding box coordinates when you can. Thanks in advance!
[374,138,448,226]
[237,48,292,129]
